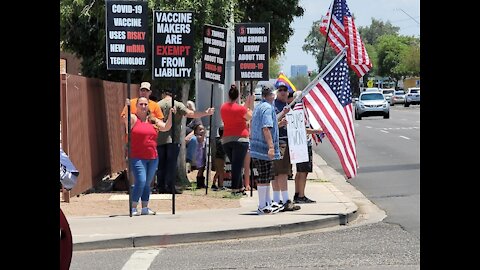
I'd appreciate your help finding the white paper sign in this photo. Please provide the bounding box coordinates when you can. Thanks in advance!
[286,110,309,164]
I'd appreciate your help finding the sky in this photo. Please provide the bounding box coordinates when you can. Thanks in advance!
[281,0,420,77]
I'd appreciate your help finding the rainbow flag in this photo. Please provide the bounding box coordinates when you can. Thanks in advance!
[275,73,297,93]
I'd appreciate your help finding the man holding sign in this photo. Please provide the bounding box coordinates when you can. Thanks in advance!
[272,82,300,212]
[290,91,324,204]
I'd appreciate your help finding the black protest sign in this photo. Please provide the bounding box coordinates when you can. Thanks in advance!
[201,24,227,84]
[153,11,194,79]
[105,0,149,70]
[234,23,270,81]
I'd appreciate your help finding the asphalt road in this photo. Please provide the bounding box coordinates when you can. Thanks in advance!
[71,223,420,270]
[313,105,420,238]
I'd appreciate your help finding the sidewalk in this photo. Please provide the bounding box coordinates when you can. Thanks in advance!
[67,153,359,251]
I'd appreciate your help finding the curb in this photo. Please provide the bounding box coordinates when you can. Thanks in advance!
[73,209,358,251]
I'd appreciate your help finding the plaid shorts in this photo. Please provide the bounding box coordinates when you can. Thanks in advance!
[252,158,274,184]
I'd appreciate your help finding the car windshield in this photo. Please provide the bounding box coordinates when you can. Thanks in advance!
[382,90,394,95]
[410,89,419,94]
[395,91,405,95]
[361,93,384,100]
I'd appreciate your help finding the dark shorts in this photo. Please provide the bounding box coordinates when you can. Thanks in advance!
[296,145,313,173]
[273,142,292,175]
[212,158,225,173]
[252,158,274,183]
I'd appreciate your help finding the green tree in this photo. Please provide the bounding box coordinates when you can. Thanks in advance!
[358,18,400,44]
[376,35,418,81]
[237,0,303,58]
[302,21,337,72]
[396,41,420,77]
[269,56,282,78]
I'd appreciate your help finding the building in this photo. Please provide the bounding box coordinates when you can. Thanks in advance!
[402,76,420,89]
[291,65,308,77]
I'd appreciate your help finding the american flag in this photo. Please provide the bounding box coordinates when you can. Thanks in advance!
[302,54,357,179]
[293,101,324,145]
[319,0,372,77]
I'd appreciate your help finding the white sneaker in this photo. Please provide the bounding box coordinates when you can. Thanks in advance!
[257,205,272,215]
[141,207,156,215]
[270,201,283,213]
[132,208,140,216]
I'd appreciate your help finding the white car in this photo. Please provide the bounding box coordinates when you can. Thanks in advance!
[404,87,420,107]
[354,92,390,120]
[381,88,395,103]
[363,87,381,93]
[390,90,406,105]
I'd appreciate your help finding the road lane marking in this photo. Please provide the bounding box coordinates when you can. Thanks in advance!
[399,136,410,140]
[365,126,372,128]
[380,130,389,133]
[122,249,161,270]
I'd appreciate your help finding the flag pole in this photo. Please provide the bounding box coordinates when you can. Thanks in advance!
[318,0,335,73]
[288,46,348,108]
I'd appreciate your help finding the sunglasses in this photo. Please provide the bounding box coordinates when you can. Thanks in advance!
[278,88,288,92]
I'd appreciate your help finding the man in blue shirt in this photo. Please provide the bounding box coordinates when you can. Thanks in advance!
[250,83,281,214]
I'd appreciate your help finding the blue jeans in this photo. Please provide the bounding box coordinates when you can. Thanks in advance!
[186,136,198,163]
[222,141,249,190]
[156,143,180,190]
[130,158,159,204]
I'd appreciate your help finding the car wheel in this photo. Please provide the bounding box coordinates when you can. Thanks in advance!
[355,111,362,120]
[404,102,410,107]
[384,112,390,119]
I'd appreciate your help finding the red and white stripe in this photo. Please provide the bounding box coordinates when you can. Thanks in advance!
[345,17,371,77]
[302,82,357,179]
[319,0,372,78]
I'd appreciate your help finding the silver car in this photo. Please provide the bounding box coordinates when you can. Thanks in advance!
[354,92,390,120]
[390,90,406,106]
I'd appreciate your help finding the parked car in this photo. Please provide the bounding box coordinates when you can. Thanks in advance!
[381,88,395,103]
[354,92,389,120]
[390,90,406,106]
[404,87,420,107]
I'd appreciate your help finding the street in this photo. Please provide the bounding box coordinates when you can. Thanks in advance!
[314,105,420,238]
[71,223,419,270]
